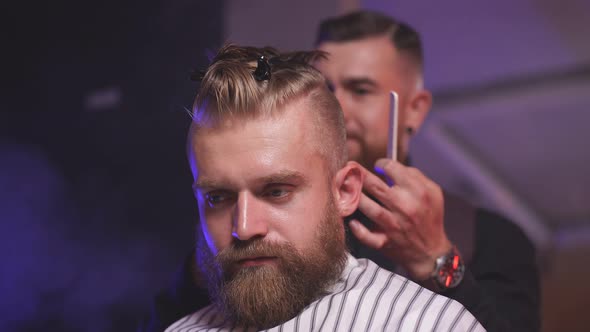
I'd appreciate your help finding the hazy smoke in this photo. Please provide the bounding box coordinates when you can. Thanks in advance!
[0,144,183,332]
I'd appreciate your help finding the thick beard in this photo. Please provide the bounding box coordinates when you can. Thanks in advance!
[196,197,348,329]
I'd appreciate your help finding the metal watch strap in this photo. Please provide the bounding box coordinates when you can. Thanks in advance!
[423,245,465,292]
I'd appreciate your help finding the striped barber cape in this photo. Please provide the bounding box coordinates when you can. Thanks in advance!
[165,254,484,332]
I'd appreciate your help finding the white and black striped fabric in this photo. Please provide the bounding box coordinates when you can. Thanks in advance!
[165,255,485,332]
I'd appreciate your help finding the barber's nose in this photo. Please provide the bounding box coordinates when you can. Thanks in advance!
[333,90,351,122]
[232,192,268,241]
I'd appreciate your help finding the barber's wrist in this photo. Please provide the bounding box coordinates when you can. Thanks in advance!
[407,240,453,280]
[420,244,465,292]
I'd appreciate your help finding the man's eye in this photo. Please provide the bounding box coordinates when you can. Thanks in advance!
[205,192,230,207]
[268,189,287,197]
[263,186,292,200]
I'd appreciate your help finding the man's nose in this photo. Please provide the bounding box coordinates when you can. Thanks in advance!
[232,192,268,241]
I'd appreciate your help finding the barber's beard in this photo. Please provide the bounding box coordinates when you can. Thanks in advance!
[346,136,377,171]
[349,137,408,169]
[196,198,348,329]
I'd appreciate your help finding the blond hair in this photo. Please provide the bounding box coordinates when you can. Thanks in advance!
[190,44,347,172]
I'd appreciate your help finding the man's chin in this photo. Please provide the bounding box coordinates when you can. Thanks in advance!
[204,198,347,329]
[218,261,305,329]
[226,261,278,281]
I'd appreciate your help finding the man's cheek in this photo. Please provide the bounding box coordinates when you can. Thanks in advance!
[202,220,232,255]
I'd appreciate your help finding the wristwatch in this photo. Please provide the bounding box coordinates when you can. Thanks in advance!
[427,246,465,292]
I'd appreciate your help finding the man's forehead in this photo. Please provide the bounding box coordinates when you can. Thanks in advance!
[190,116,291,154]
[192,95,311,127]
[190,101,321,165]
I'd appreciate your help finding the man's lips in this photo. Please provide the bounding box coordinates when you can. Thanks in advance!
[237,256,277,267]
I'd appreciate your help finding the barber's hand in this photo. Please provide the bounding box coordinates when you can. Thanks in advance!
[348,158,452,281]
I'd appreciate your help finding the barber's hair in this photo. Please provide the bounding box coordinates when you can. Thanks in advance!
[191,44,347,172]
[316,10,423,71]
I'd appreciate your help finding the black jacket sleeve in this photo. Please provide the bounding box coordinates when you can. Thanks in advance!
[443,210,541,332]
[347,207,540,332]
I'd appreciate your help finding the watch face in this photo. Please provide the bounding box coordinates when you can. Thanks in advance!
[435,253,465,289]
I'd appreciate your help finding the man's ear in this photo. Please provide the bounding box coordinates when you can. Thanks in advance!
[333,161,364,217]
[405,89,432,133]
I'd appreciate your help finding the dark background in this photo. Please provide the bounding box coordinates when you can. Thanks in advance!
[1,1,223,331]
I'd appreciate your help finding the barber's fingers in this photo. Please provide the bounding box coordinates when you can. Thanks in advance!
[372,158,442,212]
[357,164,406,216]
[374,159,411,187]
[348,219,389,250]
[374,158,434,190]
[362,170,415,219]
[356,193,405,232]
[362,168,395,202]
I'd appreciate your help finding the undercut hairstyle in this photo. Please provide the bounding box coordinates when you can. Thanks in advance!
[190,44,347,173]
[316,10,423,71]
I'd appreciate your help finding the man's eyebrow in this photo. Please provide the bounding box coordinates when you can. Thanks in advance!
[193,178,225,190]
[256,170,306,186]
[192,170,307,190]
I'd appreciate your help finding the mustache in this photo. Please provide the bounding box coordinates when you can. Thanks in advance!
[216,239,292,267]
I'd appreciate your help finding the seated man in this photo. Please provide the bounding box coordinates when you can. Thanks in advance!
[145,11,539,332]
[164,44,483,331]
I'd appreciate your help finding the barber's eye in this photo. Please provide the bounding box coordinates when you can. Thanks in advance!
[326,82,335,93]
[353,88,369,96]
